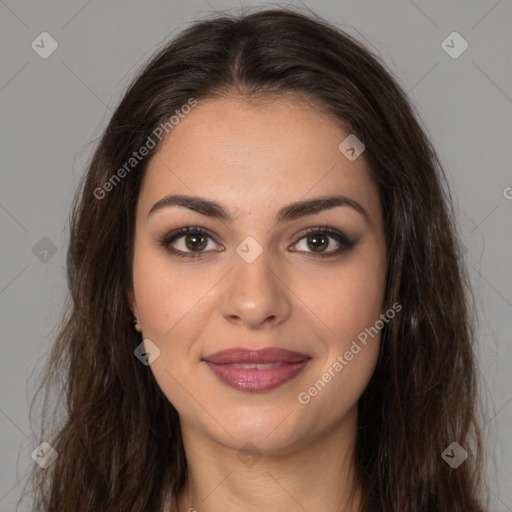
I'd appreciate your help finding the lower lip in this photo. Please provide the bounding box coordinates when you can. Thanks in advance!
[204,360,310,392]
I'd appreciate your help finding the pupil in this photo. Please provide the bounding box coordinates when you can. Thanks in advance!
[309,233,327,252]
[186,234,207,251]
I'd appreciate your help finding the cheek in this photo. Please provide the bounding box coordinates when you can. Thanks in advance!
[132,249,215,340]
[293,252,386,343]
[132,250,220,401]
[132,254,213,411]
[299,338,380,433]
[291,252,385,410]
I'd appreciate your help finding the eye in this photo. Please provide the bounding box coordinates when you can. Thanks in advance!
[159,225,354,260]
[291,226,354,259]
[159,226,221,259]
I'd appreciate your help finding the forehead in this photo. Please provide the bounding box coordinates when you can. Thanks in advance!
[138,95,381,229]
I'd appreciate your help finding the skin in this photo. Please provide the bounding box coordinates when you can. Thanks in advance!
[128,94,387,512]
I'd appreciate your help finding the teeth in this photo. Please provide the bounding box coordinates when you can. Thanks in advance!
[232,362,283,369]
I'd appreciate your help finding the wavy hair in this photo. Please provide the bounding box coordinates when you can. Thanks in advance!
[22,6,487,511]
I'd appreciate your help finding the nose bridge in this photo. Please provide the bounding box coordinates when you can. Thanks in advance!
[221,237,290,326]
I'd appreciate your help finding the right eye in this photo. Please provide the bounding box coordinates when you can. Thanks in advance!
[159,226,223,259]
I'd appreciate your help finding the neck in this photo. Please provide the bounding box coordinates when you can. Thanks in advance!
[175,405,363,512]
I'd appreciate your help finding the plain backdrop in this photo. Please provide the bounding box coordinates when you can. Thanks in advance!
[0,1,511,510]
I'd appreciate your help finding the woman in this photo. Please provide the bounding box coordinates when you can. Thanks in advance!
[25,7,487,511]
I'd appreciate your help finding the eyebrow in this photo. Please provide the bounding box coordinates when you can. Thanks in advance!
[147,194,371,226]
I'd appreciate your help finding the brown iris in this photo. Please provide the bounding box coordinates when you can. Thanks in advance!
[307,233,328,252]
[185,233,208,251]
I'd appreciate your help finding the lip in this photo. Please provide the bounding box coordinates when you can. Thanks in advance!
[202,347,311,392]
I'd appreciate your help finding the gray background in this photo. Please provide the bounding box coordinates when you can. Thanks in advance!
[1,0,511,510]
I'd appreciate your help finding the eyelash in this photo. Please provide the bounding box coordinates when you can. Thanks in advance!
[158,226,355,260]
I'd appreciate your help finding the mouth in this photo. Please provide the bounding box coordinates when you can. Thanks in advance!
[202,347,311,392]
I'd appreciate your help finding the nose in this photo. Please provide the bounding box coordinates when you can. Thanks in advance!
[221,245,292,329]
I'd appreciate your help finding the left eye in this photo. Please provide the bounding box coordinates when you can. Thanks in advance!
[293,230,343,255]
[290,227,354,258]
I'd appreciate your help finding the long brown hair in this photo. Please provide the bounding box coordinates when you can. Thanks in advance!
[22,6,487,511]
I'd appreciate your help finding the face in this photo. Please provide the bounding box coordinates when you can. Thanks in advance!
[128,94,387,454]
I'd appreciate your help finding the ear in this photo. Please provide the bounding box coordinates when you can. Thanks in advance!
[127,287,136,316]
[126,287,142,333]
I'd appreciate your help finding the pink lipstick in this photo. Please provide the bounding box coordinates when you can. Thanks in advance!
[202,347,311,392]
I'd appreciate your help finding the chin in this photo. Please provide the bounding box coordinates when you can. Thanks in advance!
[204,404,310,454]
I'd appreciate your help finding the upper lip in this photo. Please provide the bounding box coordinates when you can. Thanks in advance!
[202,347,310,364]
